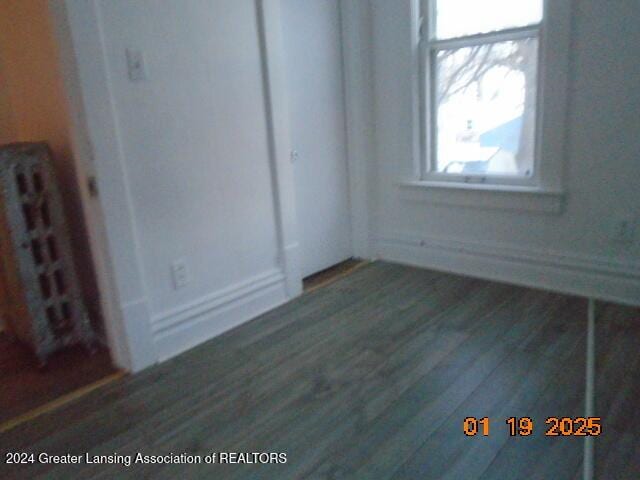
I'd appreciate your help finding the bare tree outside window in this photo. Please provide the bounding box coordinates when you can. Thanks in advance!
[426,0,542,179]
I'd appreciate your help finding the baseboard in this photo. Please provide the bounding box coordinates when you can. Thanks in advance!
[376,234,640,307]
[152,269,288,361]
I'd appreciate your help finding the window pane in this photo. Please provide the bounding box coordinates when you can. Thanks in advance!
[435,0,543,39]
[434,38,538,177]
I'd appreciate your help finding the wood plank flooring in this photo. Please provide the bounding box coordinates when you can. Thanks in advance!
[0,262,638,479]
[0,334,116,425]
[302,258,364,292]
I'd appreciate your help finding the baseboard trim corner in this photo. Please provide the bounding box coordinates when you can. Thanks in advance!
[151,270,288,361]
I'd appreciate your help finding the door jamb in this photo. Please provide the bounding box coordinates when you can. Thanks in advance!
[50,0,157,372]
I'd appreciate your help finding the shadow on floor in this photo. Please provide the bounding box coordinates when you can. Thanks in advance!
[0,332,116,424]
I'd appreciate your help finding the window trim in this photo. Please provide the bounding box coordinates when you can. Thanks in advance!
[421,0,543,185]
[411,0,571,196]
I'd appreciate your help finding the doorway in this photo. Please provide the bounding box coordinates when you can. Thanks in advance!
[0,0,117,428]
[281,0,353,278]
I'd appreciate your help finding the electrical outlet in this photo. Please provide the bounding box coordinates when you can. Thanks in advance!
[611,216,636,244]
[126,48,147,82]
[171,259,189,290]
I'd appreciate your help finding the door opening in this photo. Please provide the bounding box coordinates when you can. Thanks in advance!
[0,0,117,428]
[281,0,353,278]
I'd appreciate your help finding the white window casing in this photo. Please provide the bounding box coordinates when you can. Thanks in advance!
[401,0,572,213]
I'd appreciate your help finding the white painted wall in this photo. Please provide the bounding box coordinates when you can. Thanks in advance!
[346,0,640,305]
[97,0,293,360]
[281,0,353,277]
[97,0,281,316]
[340,0,376,259]
[58,0,303,369]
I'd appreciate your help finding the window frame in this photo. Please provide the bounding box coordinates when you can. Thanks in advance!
[416,0,567,192]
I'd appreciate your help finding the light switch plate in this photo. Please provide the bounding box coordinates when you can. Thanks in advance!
[126,48,147,82]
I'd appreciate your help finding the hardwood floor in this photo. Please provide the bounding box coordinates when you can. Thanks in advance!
[594,303,640,479]
[0,262,638,479]
[0,333,116,425]
[302,258,365,291]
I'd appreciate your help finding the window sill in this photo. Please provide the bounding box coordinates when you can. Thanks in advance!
[398,180,565,214]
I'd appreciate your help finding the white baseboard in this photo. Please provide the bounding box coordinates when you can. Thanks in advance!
[376,234,640,307]
[151,269,288,361]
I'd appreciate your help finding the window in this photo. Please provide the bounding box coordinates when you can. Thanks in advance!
[420,0,546,186]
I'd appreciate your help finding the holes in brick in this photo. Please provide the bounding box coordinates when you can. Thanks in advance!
[16,173,28,195]
[47,236,58,261]
[22,204,36,230]
[32,171,44,193]
[61,302,72,320]
[39,274,52,299]
[54,269,66,295]
[31,239,44,265]
[40,200,51,227]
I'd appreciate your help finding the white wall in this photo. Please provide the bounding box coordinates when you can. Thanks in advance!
[99,0,292,359]
[348,0,640,305]
[59,0,301,368]
[98,0,281,315]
